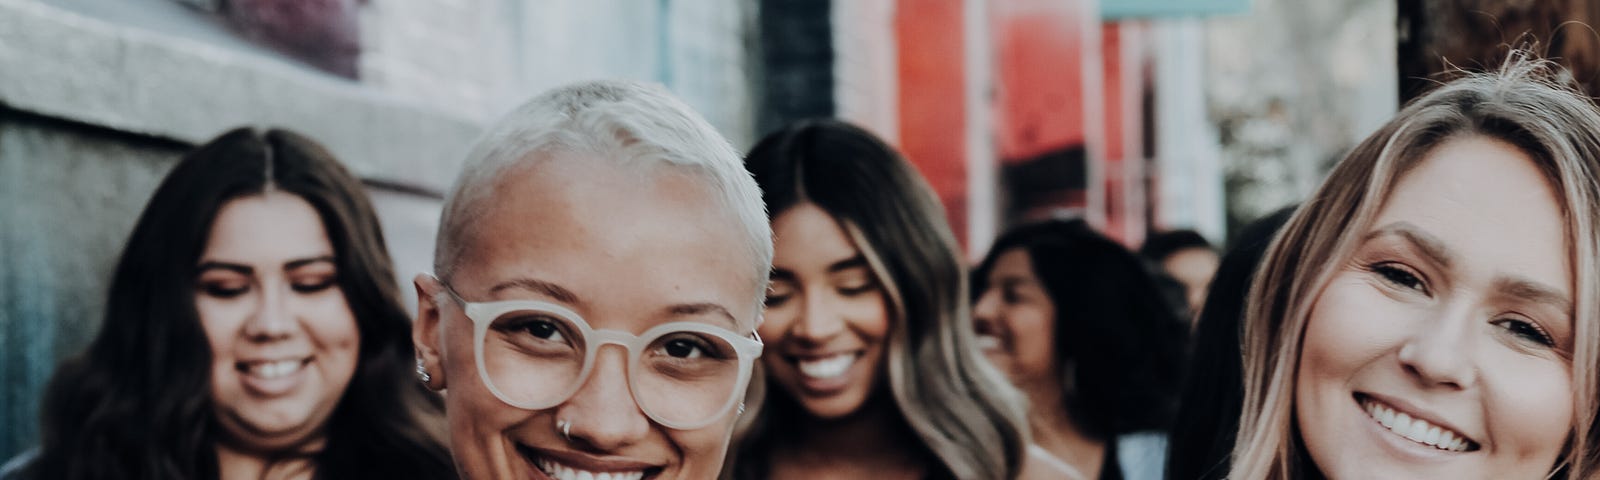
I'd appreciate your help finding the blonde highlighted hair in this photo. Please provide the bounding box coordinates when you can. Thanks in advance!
[1230,52,1600,479]
[730,119,1030,480]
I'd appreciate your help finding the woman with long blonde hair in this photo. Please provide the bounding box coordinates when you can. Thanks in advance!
[1230,53,1600,479]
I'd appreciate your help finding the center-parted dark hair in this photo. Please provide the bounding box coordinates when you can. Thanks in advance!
[731,119,1030,480]
[24,128,453,480]
[972,219,1188,440]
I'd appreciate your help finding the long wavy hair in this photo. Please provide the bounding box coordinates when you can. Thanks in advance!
[1230,54,1600,479]
[972,220,1188,440]
[730,119,1030,480]
[24,128,454,479]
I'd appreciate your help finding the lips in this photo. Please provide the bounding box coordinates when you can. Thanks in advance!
[797,353,856,379]
[1358,394,1478,453]
[516,444,659,480]
[235,356,312,396]
[237,358,311,379]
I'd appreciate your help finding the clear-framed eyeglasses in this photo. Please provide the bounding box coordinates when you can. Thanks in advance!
[440,279,763,430]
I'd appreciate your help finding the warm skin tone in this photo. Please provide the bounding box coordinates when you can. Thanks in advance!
[761,202,919,480]
[413,153,762,480]
[197,192,360,480]
[1295,136,1574,479]
[1163,247,1219,318]
[973,249,1102,479]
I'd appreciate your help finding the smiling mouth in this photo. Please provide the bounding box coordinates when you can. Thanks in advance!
[974,334,1003,352]
[1357,394,1478,453]
[795,352,857,380]
[236,357,311,379]
[517,444,660,480]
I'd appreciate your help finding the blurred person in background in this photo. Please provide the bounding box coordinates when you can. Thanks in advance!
[1164,206,1296,480]
[729,119,1065,479]
[972,219,1188,480]
[1229,54,1600,479]
[410,80,771,480]
[1140,229,1221,319]
[1,128,454,480]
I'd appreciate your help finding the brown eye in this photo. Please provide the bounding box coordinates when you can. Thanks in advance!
[290,278,337,294]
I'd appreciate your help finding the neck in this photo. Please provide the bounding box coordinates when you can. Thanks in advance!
[772,393,927,470]
[215,439,321,480]
[1018,371,1106,477]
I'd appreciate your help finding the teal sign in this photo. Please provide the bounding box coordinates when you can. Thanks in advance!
[1102,0,1250,19]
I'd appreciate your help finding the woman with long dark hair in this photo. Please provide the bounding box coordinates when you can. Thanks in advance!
[971,220,1187,480]
[729,119,1054,479]
[6,128,453,480]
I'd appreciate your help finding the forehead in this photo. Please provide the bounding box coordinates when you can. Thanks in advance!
[203,192,331,261]
[988,248,1036,279]
[456,152,761,324]
[1372,136,1569,285]
[770,203,862,271]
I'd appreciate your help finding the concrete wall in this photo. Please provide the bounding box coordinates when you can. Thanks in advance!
[0,0,758,459]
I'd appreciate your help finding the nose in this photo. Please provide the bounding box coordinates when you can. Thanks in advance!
[972,288,1001,324]
[553,345,651,451]
[1397,308,1477,390]
[791,290,846,343]
[243,281,295,341]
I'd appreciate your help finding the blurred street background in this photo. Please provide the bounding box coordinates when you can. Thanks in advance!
[2,0,1596,459]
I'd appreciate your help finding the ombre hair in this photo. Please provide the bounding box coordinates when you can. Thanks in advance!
[729,120,1030,480]
[1230,53,1600,479]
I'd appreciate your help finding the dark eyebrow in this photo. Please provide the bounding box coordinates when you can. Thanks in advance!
[197,261,252,275]
[1364,222,1455,269]
[284,256,336,270]
[827,255,869,274]
[666,303,739,329]
[488,277,582,306]
[1492,276,1573,314]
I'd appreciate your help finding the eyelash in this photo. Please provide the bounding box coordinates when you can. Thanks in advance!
[198,278,337,298]
[1370,262,1428,295]
[1492,316,1556,348]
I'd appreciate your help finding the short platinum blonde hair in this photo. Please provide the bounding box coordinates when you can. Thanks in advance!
[1231,53,1600,479]
[432,80,773,313]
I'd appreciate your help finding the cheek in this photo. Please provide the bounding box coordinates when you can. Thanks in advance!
[1299,278,1401,384]
[1484,357,1572,463]
[845,292,891,341]
[668,422,733,475]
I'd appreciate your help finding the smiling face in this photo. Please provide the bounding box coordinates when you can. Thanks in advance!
[761,202,891,420]
[198,191,360,452]
[972,248,1058,383]
[415,152,761,480]
[1295,136,1575,479]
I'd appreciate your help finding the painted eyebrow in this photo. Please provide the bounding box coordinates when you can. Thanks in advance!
[488,277,582,306]
[1363,222,1456,270]
[665,303,739,329]
[768,254,870,281]
[198,255,335,276]
[1491,276,1573,314]
[197,261,252,275]
[826,255,869,274]
[284,256,336,270]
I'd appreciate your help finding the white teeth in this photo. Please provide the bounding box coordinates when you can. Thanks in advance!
[1361,398,1473,452]
[245,359,305,379]
[536,458,645,480]
[974,335,1003,351]
[798,353,855,379]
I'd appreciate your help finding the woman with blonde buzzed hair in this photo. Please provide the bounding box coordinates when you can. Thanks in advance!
[1230,52,1600,479]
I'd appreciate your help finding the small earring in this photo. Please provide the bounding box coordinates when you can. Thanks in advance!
[415,357,431,383]
[557,418,573,442]
[737,402,746,416]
